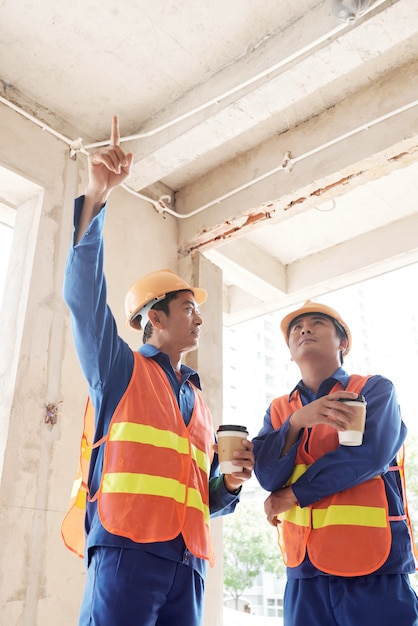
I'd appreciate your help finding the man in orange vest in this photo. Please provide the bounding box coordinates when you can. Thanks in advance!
[253,300,418,626]
[62,116,254,626]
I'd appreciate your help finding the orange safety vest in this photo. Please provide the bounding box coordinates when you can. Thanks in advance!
[61,352,215,565]
[61,397,94,559]
[270,374,398,576]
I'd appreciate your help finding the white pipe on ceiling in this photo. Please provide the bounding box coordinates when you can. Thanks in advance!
[83,0,387,150]
[169,98,418,219]
[0,0,396,219]
[3,90,414,220]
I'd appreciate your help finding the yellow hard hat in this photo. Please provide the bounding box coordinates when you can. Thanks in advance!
[280,299,352,354]
[125,269,207,330]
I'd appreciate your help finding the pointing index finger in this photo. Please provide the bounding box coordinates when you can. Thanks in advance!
[110,115,120,147]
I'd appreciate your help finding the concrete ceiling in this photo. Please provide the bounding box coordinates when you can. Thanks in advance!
[1,0,418,324]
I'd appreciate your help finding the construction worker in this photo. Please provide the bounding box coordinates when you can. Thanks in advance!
[62,116,254,626]
[253,300,418,626]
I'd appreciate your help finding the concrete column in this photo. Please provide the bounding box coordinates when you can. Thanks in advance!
[0,103,182,623]
[0,153,81,625]
[180,253,225,626]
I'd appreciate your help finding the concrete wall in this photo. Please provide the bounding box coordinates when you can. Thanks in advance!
[0,104,225,624]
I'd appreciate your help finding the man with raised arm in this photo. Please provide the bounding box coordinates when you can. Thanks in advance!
[62,117,254,626]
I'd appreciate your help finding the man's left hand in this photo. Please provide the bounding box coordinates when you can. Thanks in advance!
[264,486,298,526]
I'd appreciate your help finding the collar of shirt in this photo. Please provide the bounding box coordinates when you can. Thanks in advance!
[289,367,350,404]
[138,343,202,390]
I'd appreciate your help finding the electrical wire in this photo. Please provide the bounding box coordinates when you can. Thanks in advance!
[0,0,398,219]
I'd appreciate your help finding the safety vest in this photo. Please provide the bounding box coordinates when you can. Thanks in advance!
[270,374,398,576]
[61,398,93,559]
[61,352,215,565]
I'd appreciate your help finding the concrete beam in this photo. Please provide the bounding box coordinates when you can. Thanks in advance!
[222,212,418,324]
[203,239,287,301]
[177,57,418,248]
[127,0,416,191]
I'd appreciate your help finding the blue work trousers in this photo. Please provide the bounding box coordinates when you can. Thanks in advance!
[79,547,205,626]
[284,573,418,626]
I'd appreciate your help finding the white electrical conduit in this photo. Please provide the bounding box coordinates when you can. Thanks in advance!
[0,94,86,152]
[0,94,164,211]
[0,0,398,217]
[85,26,347,150]
[175,98,418,220]
[83,0,388,150]
[3,92,416,219]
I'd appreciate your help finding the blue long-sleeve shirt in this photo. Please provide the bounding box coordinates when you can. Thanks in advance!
[63,197,240,580]
[253,367,416,578]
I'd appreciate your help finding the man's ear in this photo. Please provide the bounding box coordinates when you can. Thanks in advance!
[339,337,349,354]
[148,309,164,329]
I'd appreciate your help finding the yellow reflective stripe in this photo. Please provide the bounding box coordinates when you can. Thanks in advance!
[187,487,210,523]
[280,504,387,529]
[102,474,209,519]
[81,444,91,460]
[286,464,310,485]
[281,464,311,526]
[102,473,187,503]
[313,505,387,529]
[109,423,211,474]
[75,489,87,510]
[191,443,210,474]
[109,423,190,454]
[280,506,310,527]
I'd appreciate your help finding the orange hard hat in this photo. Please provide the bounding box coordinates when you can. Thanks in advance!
[280,299,352,354]
[124,269,207,331]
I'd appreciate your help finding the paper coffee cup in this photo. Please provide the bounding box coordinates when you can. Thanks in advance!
[217,424,249,474]
[337,395,367,446]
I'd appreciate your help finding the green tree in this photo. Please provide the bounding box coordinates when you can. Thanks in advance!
[223,499,285,609]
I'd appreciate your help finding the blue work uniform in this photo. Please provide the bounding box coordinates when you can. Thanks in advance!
[63,197,241,626]
[253,369,418,626]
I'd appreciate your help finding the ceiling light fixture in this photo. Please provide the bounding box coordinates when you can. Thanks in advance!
[331,0,374,24]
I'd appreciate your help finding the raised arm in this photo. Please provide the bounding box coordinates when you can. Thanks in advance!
[75,116,133,244]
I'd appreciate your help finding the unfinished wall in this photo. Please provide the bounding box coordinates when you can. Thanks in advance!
[0,103,185,624]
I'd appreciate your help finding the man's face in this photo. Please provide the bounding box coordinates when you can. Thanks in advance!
[287,313,345,362]
[162,291,203,353]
